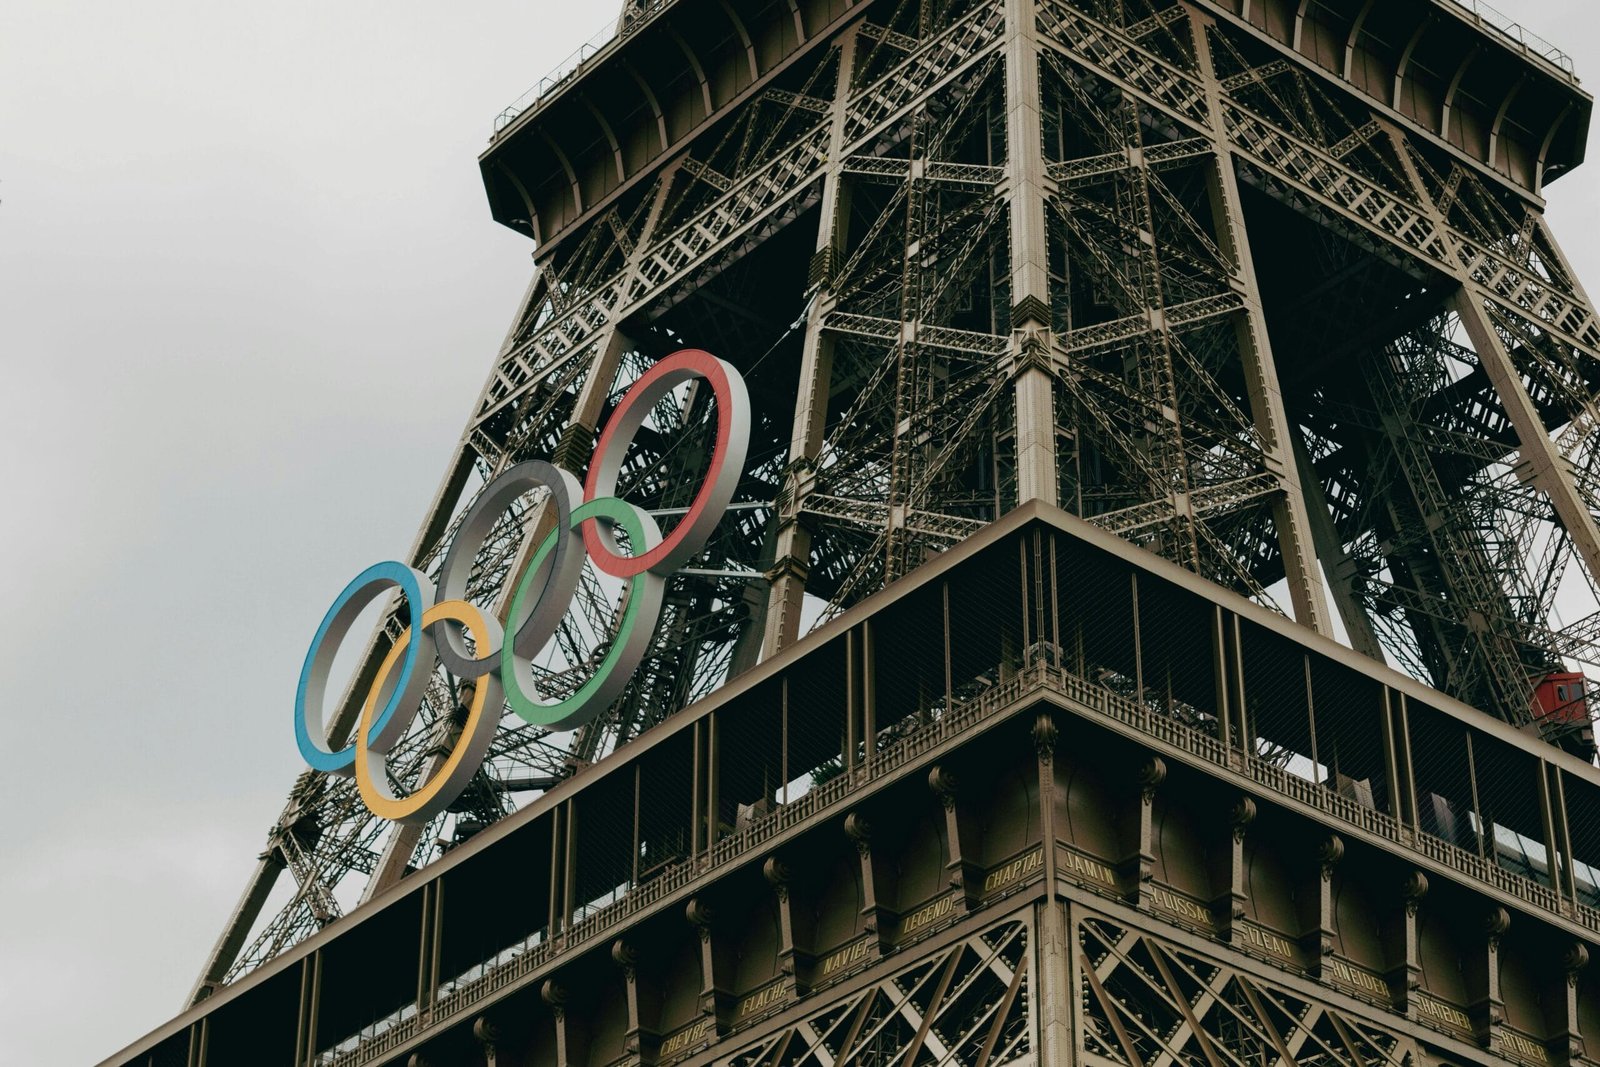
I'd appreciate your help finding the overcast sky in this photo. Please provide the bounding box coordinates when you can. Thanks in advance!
[4,3,1600,1064]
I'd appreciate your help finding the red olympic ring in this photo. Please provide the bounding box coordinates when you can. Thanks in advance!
[582,349,749,578]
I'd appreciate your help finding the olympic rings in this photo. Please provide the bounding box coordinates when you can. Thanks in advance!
[357,600,503,825]
[295,561,435,775]
[503,497,664,730]
[293,350,750,821]
[583,350,749,578]
[434,461,584,678]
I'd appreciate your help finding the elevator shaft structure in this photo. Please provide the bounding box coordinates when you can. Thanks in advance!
[192,0,1600,1008]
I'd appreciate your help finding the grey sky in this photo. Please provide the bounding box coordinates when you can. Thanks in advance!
[3,2,1600,1064]
[1,3,589,1062]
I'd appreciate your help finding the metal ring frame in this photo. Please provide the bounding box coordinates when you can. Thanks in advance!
[294,350,749,824]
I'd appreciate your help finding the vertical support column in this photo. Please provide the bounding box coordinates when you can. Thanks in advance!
[415,881,442,1020]
[613,938,660,1062]
[1127,755,1166,908]
[1004,0,1058,506]
[691,720,706,859]
[1016,359,1058,506]
[1305,656,1323,784]
[543,979,588,1067]
[1213,606,1233,757]
[1470,907,1511,1048]
[1539,760,1563,896]
[1032,712,1072,1067]
[844,633,860,778]
[943,580,955,707]
[861,620,877,765]
[930,766,983,907]
[1231,615,1249,759]
[428,881,443,1016]
[707,711,722,851]
[763,33,858,659]
[1300,833,1343,979]
[1212,795,1255,945]
[1380,689,1408,829]
[1556,943,1591,1066]
[563,801,579,941]
[763,856,813,994]
[191,1018,209,1067]
[1396,693,1421,834]
[1555,771,1581,905]
[548,807,564,941]
[1190,14,1332,636]
[292,951,322,1067]
[1130,573,1144,702]
[687,896,731,1029]
[845,811,898,952]
[632,764,643,888]
[1466,731,1488,860]
[1387,871,1428,1013]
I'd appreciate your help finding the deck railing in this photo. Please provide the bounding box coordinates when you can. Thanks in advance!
[491,0,675,136]
[1441,0,1576,79]
[489,0,1577,141]
[320,656,1600,1066]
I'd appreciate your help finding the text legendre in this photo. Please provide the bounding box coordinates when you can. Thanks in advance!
[900,894,958,938]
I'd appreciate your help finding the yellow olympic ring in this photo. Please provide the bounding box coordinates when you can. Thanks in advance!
[355,600,504,825]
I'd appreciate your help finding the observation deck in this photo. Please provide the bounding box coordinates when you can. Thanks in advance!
[479,0,1592,250]
[100,503,1600,1066]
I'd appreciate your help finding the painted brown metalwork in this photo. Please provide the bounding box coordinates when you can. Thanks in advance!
[109,0,1600,1064]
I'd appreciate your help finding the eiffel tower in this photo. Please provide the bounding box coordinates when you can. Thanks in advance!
[94,0,1600,1064]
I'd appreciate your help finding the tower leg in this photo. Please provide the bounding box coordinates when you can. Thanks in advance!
[1004,0,1059,508]
[1192,15,1332,636]
[1386,124,1600,610]
[762,34,857,660]
[1290,435,1387,662]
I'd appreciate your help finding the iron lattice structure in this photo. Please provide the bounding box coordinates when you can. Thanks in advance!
[1077,912,1418,1067]
[724,919,1033,1066]
[195,0,1600,1005]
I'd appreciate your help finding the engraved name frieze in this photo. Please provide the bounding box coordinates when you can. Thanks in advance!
[736,980,789,1020]
[1413,994,1473,1038]
[1234,921,1295,962]
[984,848,1045,894]
[659,1017,716,1058]
[900,893,957,938]
[1055,846,1117,890]
[1499,1030,1550,1064]
[818,937,872,980]
[1326,958,1390,1002]
[1149,884,1212,930]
